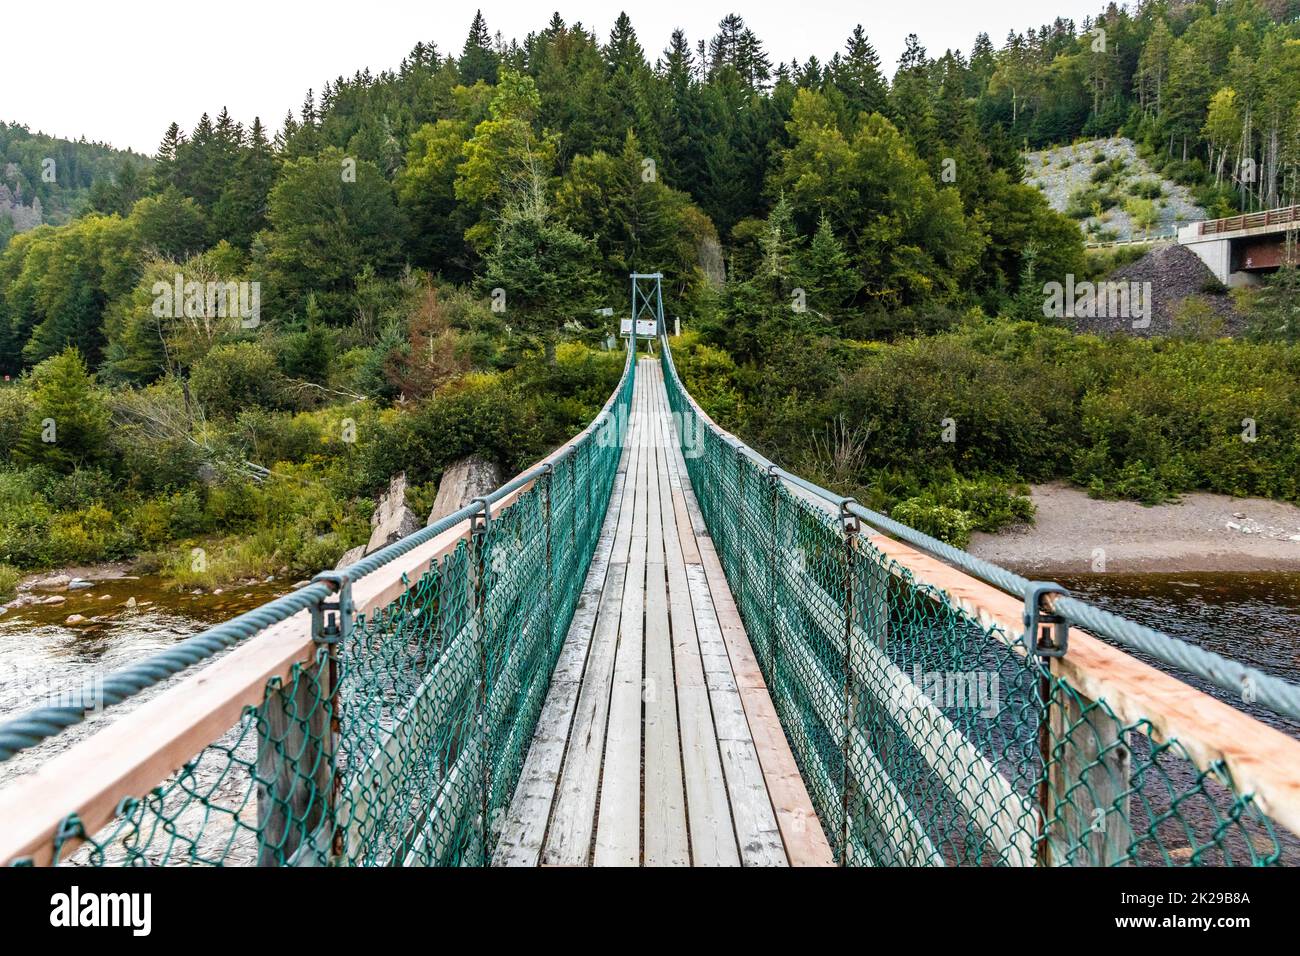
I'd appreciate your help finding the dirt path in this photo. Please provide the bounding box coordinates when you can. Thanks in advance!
[968,482,1300,574]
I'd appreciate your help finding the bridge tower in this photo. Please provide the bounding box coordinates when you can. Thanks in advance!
[630,272,665,349]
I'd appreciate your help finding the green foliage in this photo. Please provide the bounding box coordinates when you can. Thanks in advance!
[1247,265,1300,343]
[480,189,599,361]
[260,148,407,318]
[129,188,208,260]
[677,319,1300,512]
[1170,297,1226,341]
[16,348,112,473]
[0,563,18,601]
[190,342,289,419]
[891,499,976,549]
[0,214,142,369]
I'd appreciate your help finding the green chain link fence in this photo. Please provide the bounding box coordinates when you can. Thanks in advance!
[660,337,1294,867]
[3,344,635,867]
[4,324,1297,868]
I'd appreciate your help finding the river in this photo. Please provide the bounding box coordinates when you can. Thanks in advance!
[1054,571,1300,738]
[0,568,1296,863]
[0,575,282,728]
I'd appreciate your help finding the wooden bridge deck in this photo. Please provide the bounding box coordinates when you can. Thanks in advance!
[493,358,833,866]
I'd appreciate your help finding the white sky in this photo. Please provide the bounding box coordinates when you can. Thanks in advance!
[2,0,1101,155]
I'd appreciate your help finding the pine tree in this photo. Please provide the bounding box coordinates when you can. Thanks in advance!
[213,116,279,248]
[1249,263,1300,342]
[459,10,499,85]
[889,35,940,160]
[797,214,861,315]
[16,347,111,472]
[480,182,598,363]
[834,26,888,122]
[606,12,645,72]
[735,29,772,90]
[152,122,185,192]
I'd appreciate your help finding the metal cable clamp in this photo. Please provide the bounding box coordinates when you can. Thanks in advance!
[1024,582,1070,657]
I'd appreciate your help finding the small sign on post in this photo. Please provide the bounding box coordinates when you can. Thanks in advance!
[619,319,658,338]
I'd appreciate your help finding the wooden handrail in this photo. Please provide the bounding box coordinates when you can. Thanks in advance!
[864,533,1300,841]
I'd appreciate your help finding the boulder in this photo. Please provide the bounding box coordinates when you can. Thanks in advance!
[428,455,503,526]
[33,574,71,591]
[367,472,421,553]
[335,544,367,570]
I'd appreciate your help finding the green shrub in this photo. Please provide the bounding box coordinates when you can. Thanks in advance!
[891,499,975,548]
[924,478,1035,531]
[1129,179,1164,200]
[1066,185,1120,219]
[40,468,115,510]
[0,563,18,601]
[0,386,28,465]
[191,342,289,419]
[46,504,132,563]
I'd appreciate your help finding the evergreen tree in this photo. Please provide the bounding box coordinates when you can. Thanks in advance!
[480,182,599,363]
[833,26,888,124]
[212,117,279,248]
[797,213,861,316]
[16,347,111,472]
[460,10,500,85]
[152,122,185,192]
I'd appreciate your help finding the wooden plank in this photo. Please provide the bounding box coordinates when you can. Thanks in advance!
[401,743,479,866]
[651,363,746,867]
[344,618,477,859]
[492,471,629,866]
[541,388,644,866]
[1045,691,1132,866]
[255,654,332,866]
[594,362,651,866]
[664,379,834,869]
[781,550,1032,865]
[642,429,689,866]
[773,606,945,867]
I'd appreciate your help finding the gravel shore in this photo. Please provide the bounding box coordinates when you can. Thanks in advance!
[968,482,1300,575]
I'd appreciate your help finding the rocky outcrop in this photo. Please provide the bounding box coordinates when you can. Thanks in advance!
[334,458,508,570]
[367,473,421,552]
[428,455,503,525]
[336,473,420,569]
[0,182,43,233]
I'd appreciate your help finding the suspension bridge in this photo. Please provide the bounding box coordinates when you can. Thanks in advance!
[1,273,1299,867]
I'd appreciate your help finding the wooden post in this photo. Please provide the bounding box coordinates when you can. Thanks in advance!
[1043,683,1132,866]
[255,650,333,866]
